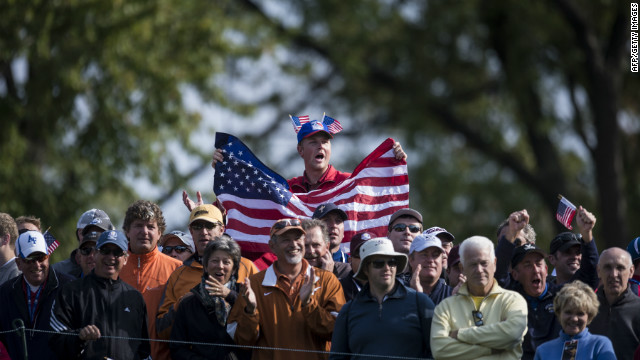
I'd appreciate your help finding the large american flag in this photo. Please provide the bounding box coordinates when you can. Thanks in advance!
[213,132,410,253]
[556,196,577,230]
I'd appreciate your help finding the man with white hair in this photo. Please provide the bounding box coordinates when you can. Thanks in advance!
[431,236,528,360]
[589,247,640,360]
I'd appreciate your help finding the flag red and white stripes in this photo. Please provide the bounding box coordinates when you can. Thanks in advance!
[556,196,577,230]
[214,133,409,254]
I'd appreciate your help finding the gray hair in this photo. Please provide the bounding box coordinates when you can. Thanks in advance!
[301,218,329,244]
[496,220,536,245]
[202,234,241,273]
[459,236,495,267]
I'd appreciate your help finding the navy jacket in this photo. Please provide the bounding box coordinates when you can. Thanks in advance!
[0,268,72,360]
[330,282,434,359]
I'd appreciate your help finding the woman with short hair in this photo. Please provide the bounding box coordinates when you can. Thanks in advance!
[170,235,249,360]
[534,280,616,360]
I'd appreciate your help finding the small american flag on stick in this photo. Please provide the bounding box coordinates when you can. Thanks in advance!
[43,228,60,254]
[556,195,577,230]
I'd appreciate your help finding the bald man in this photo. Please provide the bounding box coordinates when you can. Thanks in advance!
[589,248,640,360]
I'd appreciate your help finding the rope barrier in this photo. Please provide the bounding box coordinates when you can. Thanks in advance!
[1,325,433,360]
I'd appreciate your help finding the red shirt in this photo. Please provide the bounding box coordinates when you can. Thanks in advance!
[288,165,351,193]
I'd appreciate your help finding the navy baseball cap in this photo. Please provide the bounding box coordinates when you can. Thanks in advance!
[96,230,128,252]
[550,232,581,254]
[512,243,546,268]
[297,120,333,144]
[312,203,348,221]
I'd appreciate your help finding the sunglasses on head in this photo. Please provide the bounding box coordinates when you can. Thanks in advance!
[79,247,96,256]
[162,246,191,254]
[273,219,301,230]
[23,254,49,264]
[190,222,222,231]
[98,247,126,257]
[472,310,484,326]
[391,223,421,233]
[370,258,398,269]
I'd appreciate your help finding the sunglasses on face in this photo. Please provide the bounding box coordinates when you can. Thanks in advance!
[162,246,191,254]
[472,310,484,326]
[79,247,96,256]
[391,223,422,233]
[272,219,301,230]
[190,222,222,231]
[370,258,398,269]
[23,254,49,264]
[98,247,126,257]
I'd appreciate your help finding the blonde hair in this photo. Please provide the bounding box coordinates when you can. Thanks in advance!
[553,280,599,323]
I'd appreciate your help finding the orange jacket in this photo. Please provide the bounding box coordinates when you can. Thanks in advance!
[227,260,345,360]
[120,247,182,360]
[156,255,258,339]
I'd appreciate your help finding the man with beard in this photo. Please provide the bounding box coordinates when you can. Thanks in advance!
[589,248,640,360]
[302,218,351,280]
[227,218,345,360]
[311,203,350,264]
[0,231,72,360]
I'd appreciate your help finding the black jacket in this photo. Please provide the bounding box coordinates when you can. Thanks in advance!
[590,286,640,360]
[494,236,599,360]
[49,272,151,359]
[170,284,249,360]
[0,268,72,360]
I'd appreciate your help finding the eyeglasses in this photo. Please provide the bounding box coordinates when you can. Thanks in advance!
[79,247,96,256]
[98,248,126,257]
[272,219,301,230]
[162,246,191,254]
[472,310,484,326]
[190,222,222,231]
[23,254,49,264]
[391,223,422,233]
[370,258,398,269]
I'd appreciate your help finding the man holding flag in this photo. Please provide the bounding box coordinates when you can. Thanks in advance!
[189,114,410,262]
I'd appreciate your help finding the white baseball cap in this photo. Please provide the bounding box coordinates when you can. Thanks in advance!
[16,231,48,258]
[354,237,408,281]
[409,234,444,255]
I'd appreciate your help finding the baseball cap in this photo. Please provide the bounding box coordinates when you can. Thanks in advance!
[297,120,333,144]
[96,230,129,252]
[270,218,305,237]
[189,205,224,226]
[423,226,455,243]
[77,209,114,231]
[549,232,581,254]
[80,230,102,247]
[409,233,444,255]
[389,208,423,226]
[627,237,640,263]
[511,243,546,269]
[447,244,461,268]
[349,232,374,258]
[16,231,48,258]
[312,203,348,221]
[160,230,195,253]
[354,238,408,281]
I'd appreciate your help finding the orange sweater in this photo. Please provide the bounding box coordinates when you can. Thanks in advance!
[227,260,345,360]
